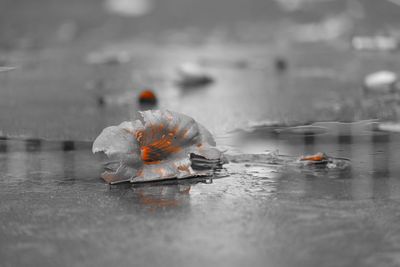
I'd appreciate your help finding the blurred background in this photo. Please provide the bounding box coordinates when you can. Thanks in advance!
[2,0,400,140]
[2,1,400,267]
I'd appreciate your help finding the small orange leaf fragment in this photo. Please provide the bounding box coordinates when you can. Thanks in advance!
[300,152,327,162]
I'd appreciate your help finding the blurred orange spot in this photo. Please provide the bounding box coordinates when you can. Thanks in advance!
[138,90,157,104]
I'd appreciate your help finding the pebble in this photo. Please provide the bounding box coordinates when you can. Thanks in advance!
[176,63,214,88]
[364,71,398,93]
[138,90,157,105]
[352,36,398,51]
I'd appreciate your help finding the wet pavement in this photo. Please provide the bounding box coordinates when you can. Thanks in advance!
[2,131,400,267]
[2,0,400,266]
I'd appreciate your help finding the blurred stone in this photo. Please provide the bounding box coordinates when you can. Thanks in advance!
[364,71,398,93]
[352,36,398,51]
[274,57,288,73]
[377,122,400,132]
[176,63,214,88]
[104,0,153,17]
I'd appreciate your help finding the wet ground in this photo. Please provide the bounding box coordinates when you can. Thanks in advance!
[2,0,400,266]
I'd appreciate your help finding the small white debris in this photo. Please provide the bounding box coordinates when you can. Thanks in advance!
[364,71,398,92]
[352,36,398,51]
[176,63,214,88]
[0,66,16,73]
[376,122,400,133]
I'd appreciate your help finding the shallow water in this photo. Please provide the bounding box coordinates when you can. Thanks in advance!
[1,127,400,266]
